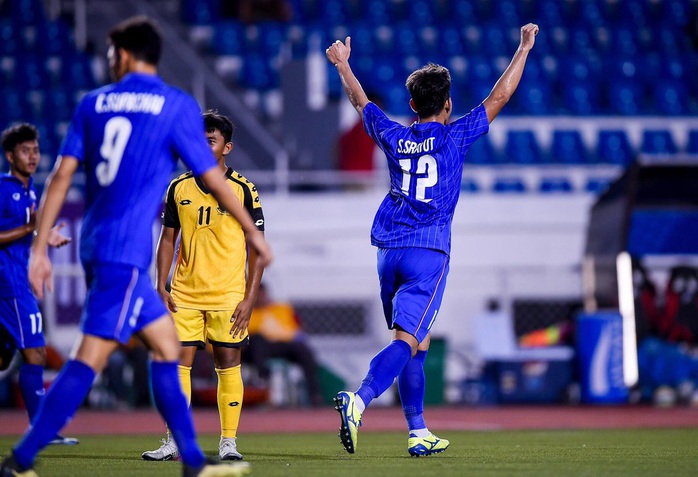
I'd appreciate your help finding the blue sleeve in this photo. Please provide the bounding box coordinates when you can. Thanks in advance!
[169,94,217,176]
[59,98,88,162]
[448,103,490,151]
[362,102,400,151]
[0,187,12,231]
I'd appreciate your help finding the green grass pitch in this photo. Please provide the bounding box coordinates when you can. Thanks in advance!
[2,429,698,476]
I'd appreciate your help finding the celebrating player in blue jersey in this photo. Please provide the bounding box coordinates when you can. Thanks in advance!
[326,23,539,457]
[0,124,77,447]
[0,16,267,477]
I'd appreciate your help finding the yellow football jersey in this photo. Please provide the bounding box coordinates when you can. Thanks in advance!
[163,168,264,309]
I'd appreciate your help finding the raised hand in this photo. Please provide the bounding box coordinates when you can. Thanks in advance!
[48,222,72,248]
[519,23,539,51]
[326,36,352,67]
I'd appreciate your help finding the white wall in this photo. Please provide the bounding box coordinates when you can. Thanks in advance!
[259,191,595,392]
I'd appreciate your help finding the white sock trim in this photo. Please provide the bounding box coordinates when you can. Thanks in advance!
[410,428,430,438]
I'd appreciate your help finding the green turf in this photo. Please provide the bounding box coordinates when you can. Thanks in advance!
[2,429,698,476]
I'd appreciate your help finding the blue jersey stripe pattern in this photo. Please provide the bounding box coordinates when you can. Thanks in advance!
[60,73,217,269]
[363,102,489,254]
[0,174,36,297]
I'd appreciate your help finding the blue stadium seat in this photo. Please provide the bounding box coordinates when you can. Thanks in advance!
[492,176,527,193]
[382,83,412,117]
[371,25,393,55]
[465,135,500,165]
[417,26,439,55]
[256,22,288,56]
[42,87,77,122]
[535,0,564,25]
[562,81,600,115]
[0,88,29,121]
[36,20,75,56]
[405,0,435,27]
[585,177,612,194]
[550,130,589,165]
[452,0,476,23]
[212,20,245,56]
[653,79,688,116]
[539,177,573,193]
[515,79,553,115]
[492,0,523,26]
[658,0,693,27]
[569,28,597,55]
[641,130,678,155]
[686,130,698,155]
[363,0,391,25]
[15,54,47,90]
[596,130,634,166]
[392,23,419,56]
[439,26,464,57]
[480,24,515,56]
[3,0,47,26]
[240,54,278,90]
[504,130,544,164]
[460,177,480,193]
[606,80,644,115]
[321,0,349,25]
[578,0,606,27]
[59,51,97,90]
[180,0,217,25]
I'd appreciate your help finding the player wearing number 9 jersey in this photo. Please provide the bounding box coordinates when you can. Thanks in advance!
[0,16,264,477]
[326,24,539,457]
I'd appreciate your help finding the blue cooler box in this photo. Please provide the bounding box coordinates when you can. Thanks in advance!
[577,311,629,404]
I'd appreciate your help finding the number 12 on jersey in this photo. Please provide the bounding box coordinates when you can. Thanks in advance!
[399,155,438,203]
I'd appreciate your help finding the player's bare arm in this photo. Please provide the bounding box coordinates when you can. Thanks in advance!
[200,168,273,267]
[0,207,36,244]
[29,155,79,298]
[230,243,265,338]
[326,37,370,116]
[155,225,179,313]
[483,23,539,123]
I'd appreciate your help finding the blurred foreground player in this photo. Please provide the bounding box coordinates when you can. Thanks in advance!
[0,16,271,477]
[326,23,539,456]
[0,124,76,446]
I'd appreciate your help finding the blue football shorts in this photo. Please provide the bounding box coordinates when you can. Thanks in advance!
[81,262,168,345]
[0,294,45,349]
[377,247,450,344]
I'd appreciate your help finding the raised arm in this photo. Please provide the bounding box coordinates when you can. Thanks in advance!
[29,155,79,298]
[326,36,369,117]
[483,23,539,123]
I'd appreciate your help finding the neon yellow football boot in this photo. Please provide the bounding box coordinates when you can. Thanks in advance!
[407,432,450,457]
[334,391,363,454]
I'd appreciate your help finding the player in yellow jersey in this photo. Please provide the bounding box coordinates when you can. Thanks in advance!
[142,110,264,462]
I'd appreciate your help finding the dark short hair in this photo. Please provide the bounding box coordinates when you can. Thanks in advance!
[1,123,39,153]
[203,109,235,144]
[108,16,162,66]
[405,63,452,118]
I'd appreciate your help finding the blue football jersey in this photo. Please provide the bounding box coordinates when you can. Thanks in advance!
[363,102,489,254]
[0,173,37,298]
[60,73,217,269]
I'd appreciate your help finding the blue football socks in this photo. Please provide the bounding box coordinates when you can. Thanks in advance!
[18,363,45,423]
[356,339,413,409]
[150,360,205,468]
[398,349,428,431]
[13,360,95,469]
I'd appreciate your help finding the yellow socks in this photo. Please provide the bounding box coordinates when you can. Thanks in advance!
[216,365,243,438]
